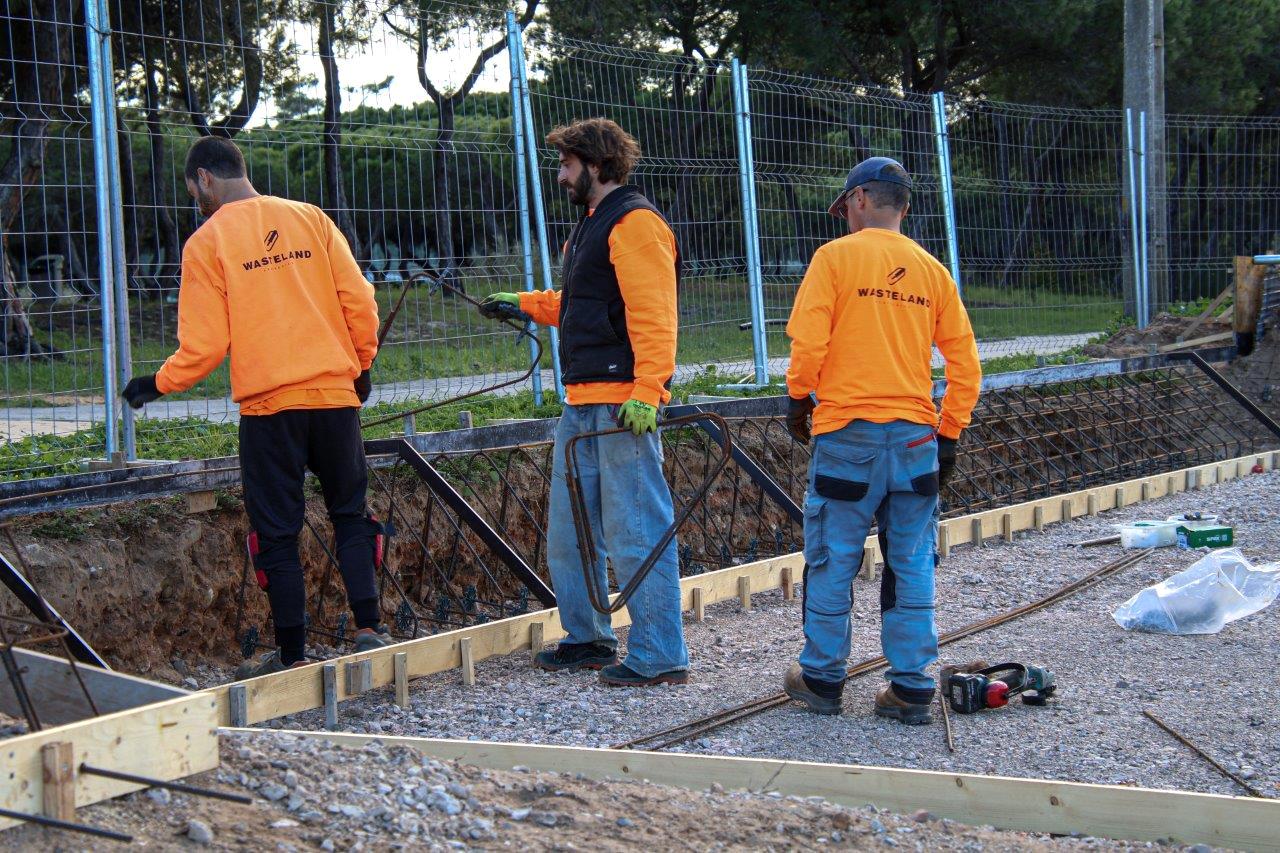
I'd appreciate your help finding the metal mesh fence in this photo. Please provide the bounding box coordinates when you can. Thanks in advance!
[944,98,1129,357]
[523,34,753,385]
[1159,115,1280,312]
[746,70,947,377]
[107,0,536,461]
[0,1,112,473]
[1,2,1279,482]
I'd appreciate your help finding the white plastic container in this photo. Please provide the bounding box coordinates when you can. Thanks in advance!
[1116,520,1180,548]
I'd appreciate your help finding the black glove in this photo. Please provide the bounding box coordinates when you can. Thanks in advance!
[354,369,372,403]
[786,395,815,444]
[122,374,162,409]
[937,436,958,489]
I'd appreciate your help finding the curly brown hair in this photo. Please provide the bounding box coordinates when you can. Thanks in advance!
[545,118,641,184]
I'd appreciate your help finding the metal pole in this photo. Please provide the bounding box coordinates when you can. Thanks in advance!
[95,0,135,460]
[731,61,769,386]
[931,91,962,293]
[1137,110,1150,329]
[505,12,542,407]
[1124,108,1144,325]
[83,0,119,458]
[512,23,564,401]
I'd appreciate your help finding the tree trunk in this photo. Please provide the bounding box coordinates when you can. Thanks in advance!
[0,0,74,355]
[432,96,460,292]
[319,2,360,259]
[145,67,181,294]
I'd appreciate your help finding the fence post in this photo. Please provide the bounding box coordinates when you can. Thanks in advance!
[930,91,962,293]
[83,0,120,459]
[95,1,135,459]
[511,20,564,401]
[730,59,768,386]
[1124,108,1145,328]
[505,12,543,406]
[1136,110,1150,329]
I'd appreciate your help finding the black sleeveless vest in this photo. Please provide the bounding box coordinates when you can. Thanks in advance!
[558,186,680,384]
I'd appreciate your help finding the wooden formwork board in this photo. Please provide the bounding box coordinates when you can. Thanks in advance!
[0,693,220,831]
[205,451,1277,727]
[226,728,1280,851]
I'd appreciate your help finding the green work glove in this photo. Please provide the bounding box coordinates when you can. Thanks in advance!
[617,399,658,436]
[478,292,521,320]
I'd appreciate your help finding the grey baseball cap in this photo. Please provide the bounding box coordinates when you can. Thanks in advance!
[828,156,913,217]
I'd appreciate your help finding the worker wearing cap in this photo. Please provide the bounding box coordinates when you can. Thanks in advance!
[121,136,391,680]
[476,118,687,687]
[782,156,981,723]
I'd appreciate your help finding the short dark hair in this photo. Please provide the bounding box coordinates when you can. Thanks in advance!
[861,163,911,211]
[185,136,247,183]
[546,118,641,184]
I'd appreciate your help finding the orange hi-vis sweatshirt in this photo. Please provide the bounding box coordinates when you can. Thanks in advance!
[518,207,678,407]
[785,227,981,439]
[155,196,379,415]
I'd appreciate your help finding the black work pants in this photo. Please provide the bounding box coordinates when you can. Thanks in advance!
[240,407,380,657]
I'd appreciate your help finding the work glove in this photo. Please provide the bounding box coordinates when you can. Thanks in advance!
[478,292,521,320]
[937,436,958,489]
[354,369,372,404]
[616,399,658,436]
[786,394,815,444]
[122,374,163,409]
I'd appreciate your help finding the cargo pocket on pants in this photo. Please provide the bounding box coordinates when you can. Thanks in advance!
[802,497,829,569]
[813,443,877,502]
[902,438,939,497]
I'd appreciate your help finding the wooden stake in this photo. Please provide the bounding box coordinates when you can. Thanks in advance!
[938,523,951,558]
[970,518,984,546]
[1086,494,1099,516]
[1187,469,1199,491]
[861,546,877,582]
[229,684,247,727]
[1114,487,1126,510]
[394,652,409,708]
[780,566,794,601]
[1061,499,1073,523]
[460,637,475,687]
[1141,482,1152,502]
[529,622,545,665]
[322,664,338,730]
[184,490,217,514]
[41,742,74,821]
[1167,475,1179,495]
[737,576,752,610]
[692,587,706,622]
[1033,506,1045,532]
[345,660,372,695]
[1001,512,1013,542]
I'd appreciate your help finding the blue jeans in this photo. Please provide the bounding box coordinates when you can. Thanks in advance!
[546,404,688,676]
[799,420,940,693]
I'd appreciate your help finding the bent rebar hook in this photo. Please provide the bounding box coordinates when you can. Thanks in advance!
[564,412,734,614]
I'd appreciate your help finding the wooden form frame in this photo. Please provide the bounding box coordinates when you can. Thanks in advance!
[227,728,1280,850]
[206,450,1278,728]
[0,692,220,831]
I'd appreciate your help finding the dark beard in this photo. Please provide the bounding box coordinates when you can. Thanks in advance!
[567,168,593,206]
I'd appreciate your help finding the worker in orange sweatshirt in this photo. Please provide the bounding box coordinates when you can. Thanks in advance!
[477,118,686,686]
[782,156,981,723]
[121,136,390,680]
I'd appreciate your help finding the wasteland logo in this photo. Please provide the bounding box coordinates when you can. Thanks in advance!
[264,230,279,251]
[887,266,906,286]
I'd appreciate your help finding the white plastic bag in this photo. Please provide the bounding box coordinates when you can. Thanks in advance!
[1112,548,1280,634]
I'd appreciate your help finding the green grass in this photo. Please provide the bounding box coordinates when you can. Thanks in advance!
[956,284,1120,339]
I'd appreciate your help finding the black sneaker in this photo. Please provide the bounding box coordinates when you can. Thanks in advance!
[533,642,618,672]
[599,663,688,686]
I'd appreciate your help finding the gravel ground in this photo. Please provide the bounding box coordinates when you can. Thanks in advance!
[271,469,1280,800]
[0,731,1214,850]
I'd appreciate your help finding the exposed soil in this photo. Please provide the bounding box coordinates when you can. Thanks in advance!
[1081,312,1230,359]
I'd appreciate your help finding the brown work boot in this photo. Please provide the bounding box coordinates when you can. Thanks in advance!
[874,683,932,725]
[783,663,843,715]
